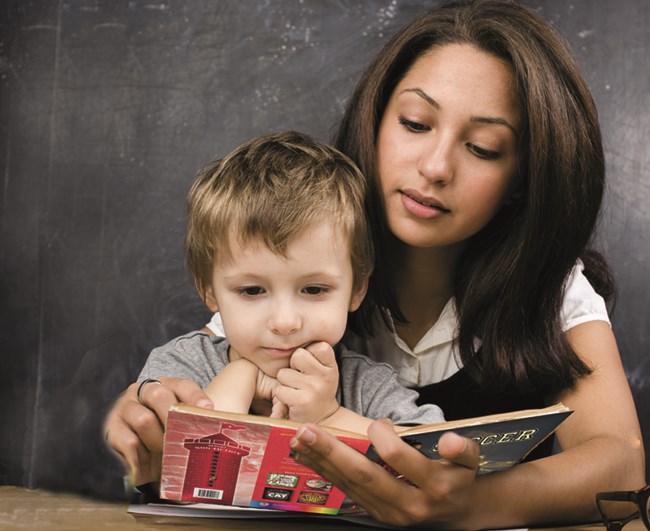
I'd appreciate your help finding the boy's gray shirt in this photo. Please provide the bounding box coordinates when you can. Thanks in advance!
[139,331,444,425]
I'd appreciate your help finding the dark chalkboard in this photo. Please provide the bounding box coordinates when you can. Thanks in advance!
[0,0,648,498]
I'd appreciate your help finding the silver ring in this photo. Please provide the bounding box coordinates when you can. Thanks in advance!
[136,378,163,406]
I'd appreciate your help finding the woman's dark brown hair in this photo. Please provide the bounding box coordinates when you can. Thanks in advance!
[336,0,615,396]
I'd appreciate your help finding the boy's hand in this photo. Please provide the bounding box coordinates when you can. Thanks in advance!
[253,365,290,418]
[274,342,340,423]
[254,366,280,403]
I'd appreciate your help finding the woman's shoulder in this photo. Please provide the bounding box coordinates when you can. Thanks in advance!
[561,260,610,331]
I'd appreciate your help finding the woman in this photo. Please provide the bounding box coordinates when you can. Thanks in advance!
[105,0,645,527]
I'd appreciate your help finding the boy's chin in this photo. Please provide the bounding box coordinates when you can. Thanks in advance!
[264,365,287,378]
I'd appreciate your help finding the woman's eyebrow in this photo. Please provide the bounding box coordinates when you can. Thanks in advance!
[470,115,518,136]
[400,87,518,136]
[401,87,439,108]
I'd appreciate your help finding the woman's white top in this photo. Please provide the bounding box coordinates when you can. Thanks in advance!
[206,261,609,388]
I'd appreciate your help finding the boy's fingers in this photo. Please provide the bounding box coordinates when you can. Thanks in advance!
[289,343,336,373]
[276,367,304,388]
[305,342,337,368]
[289,348,312,372]
[270,397,289,419]
[273,385,302,407]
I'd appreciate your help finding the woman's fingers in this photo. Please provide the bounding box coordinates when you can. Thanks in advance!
[121,396,166,454]
[149,377,213,421]
[289,424,417,514]
[117,419,162,485]
[289,420,482,527]
[368,421,480,486]
[436,431,481,470]
[128,377,213,451]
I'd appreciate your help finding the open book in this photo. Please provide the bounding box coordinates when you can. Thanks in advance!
[154,403,571,516]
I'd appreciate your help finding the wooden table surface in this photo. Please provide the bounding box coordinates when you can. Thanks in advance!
[1,485,646,531]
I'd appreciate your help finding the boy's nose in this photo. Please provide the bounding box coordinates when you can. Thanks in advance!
[268,302,302,335]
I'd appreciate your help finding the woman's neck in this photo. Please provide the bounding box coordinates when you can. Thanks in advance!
[389,240,464,349]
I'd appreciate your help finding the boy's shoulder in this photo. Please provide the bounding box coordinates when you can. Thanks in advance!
[335,342,397,374]
[151,330,229,362]
[157,329,225,348]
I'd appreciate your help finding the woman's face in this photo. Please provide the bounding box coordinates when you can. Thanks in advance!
[376,43,521,250]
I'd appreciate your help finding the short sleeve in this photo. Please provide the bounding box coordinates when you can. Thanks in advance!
[561,260,610,331]
[138,332,227,388]
[206,312,225,336]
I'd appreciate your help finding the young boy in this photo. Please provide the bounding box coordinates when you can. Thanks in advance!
[139,131,444,433]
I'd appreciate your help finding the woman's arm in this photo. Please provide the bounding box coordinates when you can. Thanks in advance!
[289,320,645,529]
[465,320,645,528]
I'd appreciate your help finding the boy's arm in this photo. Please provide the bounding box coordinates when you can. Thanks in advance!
[276,343,444,433]
[318,406,374,433]
[316,351,445,433]
[204,359,258,414]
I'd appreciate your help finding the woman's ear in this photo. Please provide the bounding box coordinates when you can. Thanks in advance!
[204,285,219,313]
[349,277,369,312]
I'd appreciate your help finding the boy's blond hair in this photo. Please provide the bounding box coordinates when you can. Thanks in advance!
[185,131,374,302]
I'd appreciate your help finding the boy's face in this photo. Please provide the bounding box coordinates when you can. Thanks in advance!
[205,222,366,377]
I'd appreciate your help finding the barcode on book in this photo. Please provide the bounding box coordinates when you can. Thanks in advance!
[193,487,223,500]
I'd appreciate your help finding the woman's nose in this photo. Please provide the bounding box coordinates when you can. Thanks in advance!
[417,133,454,185]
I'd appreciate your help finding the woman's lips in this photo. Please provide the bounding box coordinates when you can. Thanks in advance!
[400,189,450,219]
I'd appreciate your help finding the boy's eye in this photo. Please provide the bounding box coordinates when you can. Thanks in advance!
[303,285,328,296]
[398,116,430,133]
[468,143,501,160]
[239,286,264,296]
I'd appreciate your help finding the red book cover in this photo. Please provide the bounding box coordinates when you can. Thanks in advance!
[160,405,371,514]
[160,403,570,516]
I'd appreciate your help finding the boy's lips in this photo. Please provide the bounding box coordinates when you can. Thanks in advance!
[264,346,297,357]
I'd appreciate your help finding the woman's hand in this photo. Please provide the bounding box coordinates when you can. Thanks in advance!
[103,377,213,486]
[289,418,480,528]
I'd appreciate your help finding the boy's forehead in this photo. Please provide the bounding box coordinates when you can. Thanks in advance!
[212,223,352,274]
[224,222,349,255]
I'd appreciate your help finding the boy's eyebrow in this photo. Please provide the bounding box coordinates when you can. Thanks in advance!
[221,272,345,284]
[399,87,518,136]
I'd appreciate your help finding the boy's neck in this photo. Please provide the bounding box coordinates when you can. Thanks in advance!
[227,345,241,363]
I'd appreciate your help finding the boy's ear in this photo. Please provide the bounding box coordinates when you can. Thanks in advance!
[204,285,219,313]
[349,277,369,312]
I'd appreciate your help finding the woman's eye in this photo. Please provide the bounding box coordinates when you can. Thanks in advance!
[398,116,430,133]
[303,286,328,296]
[468,143,501,160]
[239,286,264,296]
